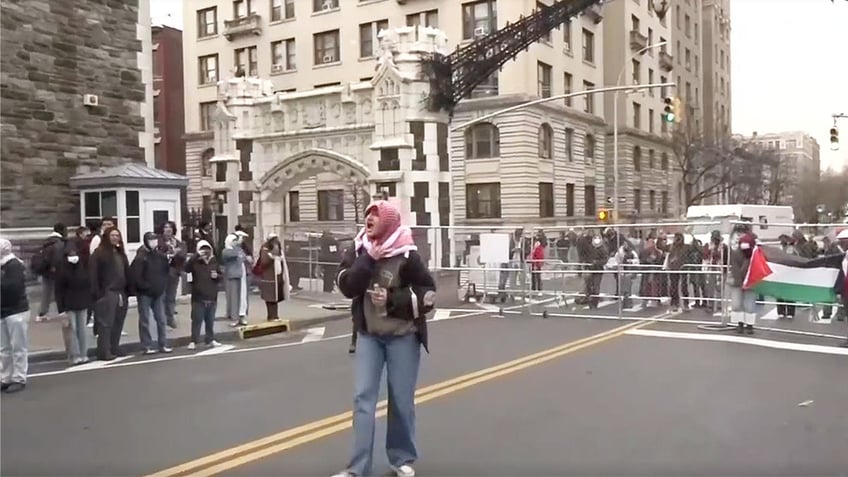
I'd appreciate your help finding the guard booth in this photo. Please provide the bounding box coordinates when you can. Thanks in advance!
[70,163,188,257]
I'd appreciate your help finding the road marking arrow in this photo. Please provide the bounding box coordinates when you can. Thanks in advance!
[300,327,326,343]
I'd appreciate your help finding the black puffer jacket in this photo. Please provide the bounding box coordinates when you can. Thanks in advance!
[130,245,170,298]
[1,257,29,318]
[55,258,92,312]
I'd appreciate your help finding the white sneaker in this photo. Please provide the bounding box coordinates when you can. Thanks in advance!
[330,471,356,477]
[187,342,196,350]
[209,340,222,347]
[391,464,415,477]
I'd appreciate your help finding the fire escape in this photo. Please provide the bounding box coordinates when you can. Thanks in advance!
[423,0,607,115]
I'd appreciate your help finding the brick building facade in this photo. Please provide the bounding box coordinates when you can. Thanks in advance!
[0,0,149,229]
[152,25,185,176]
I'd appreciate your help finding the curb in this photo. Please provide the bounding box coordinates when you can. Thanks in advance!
[28,312,351,364]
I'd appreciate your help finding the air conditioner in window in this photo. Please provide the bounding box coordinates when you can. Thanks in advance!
[322,1,333,10]
[322,54,335,63]
[271,64,284,73]
[563,43,571,53]
[474,26,488,37]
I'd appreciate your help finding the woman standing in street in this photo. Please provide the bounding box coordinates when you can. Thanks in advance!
[222,234,249,327]
[89,227,131,360]
[0,238,29,393]
[332,200,436,477]
[55,246,91,364]
[256,233,290,321]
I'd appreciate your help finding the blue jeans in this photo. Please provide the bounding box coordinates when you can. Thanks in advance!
[191,300,217,344]
[66,309,88,362]
[347,332,421,477]
[0,311,29,384]
[138,294,168,350]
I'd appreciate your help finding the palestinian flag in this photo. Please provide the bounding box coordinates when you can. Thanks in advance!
[744,245,844,304]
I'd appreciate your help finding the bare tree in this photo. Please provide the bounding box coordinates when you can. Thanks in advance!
[670,128,738,207]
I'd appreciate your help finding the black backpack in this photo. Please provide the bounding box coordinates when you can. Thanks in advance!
[30,241,55,276]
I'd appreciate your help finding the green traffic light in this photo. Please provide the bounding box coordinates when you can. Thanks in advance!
[663,113,675,123]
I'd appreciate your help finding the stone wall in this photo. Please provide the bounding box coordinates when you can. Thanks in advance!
[0,0,146,228]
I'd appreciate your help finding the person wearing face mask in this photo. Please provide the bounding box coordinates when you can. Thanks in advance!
[729,232,757,334]
[255,233,291,321]
[130,232,172,354]
[160,221,186,330]
[185,241,222,350]
[639,238,665,307]
[55,246,92,364]
[332,200,435,477]
[89,227,131,361]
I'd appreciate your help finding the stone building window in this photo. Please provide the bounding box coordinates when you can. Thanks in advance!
[633,146,642,171]
[466,183,501,219]
[464,123,499,159]
[538,123,553,159]
[318,189,344,221]
[584,134,595,162]
[271,0,294,21]
[565,128,574,161]
[359,19,388,59]
[566,183,575,216]
[199,54,219,85]
[233,0,254,17]
[539,182,554,218]
[234,46,258,76]
[376,182,397,197]
[288,191,300,222]
[200,102,216,131]
[314,0,339,12]
[406,9,438,28]
[378,148,400,171]
[200,148,215,177]
[314,30,340,65]
[271,39,296,71]
[537,61,552,98]
[197,7,217,38]
[462,0,497,40]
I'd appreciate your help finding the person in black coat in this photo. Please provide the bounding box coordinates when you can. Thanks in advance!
[131,232,172,354]
[55,245,92,364]
[89,226,131,361]
[185,240,222,349]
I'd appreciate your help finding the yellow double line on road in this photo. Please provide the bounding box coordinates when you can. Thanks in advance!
[146,319,650,477]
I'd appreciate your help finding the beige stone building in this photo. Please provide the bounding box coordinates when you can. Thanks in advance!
[702,0,732,142]
[602,0,678,218]
[181,0,721,235]
[744,131,821,209]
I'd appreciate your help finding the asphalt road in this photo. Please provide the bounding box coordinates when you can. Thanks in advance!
[2,310,847,476]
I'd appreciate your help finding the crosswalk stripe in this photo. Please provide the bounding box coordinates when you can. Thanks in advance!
[300,327,326,343]
[196,344,236,356]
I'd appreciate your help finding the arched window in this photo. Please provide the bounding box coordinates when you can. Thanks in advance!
[538,123,553,159]
[200,148,215,177]
[465,123,500,159]
[584,134,595,161]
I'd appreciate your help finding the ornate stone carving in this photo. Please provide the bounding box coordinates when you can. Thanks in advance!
[303,101,326,129]
[343,103,356,124]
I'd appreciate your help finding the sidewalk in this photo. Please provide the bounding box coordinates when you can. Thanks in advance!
[27,289,351,363]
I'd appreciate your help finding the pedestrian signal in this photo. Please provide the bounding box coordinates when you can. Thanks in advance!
[598,209,610,222]
[662,96,675,123]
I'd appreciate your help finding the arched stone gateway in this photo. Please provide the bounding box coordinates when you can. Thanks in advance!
[258,149,369,202]
[195,26,455,269]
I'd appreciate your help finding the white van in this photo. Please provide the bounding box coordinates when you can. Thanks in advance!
[685,204,795,244]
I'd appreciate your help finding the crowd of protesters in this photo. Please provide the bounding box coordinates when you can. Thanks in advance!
[495,225,848,331]
[0,218,296,394]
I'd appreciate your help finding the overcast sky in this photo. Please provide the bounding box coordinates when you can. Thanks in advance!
[151,0,848,170]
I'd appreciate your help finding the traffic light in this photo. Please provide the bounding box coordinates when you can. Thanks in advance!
[830,126,839,150]
[662,96,676,123]
[598,209,610,222]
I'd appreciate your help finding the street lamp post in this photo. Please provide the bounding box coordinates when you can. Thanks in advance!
[612,41,668,223]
